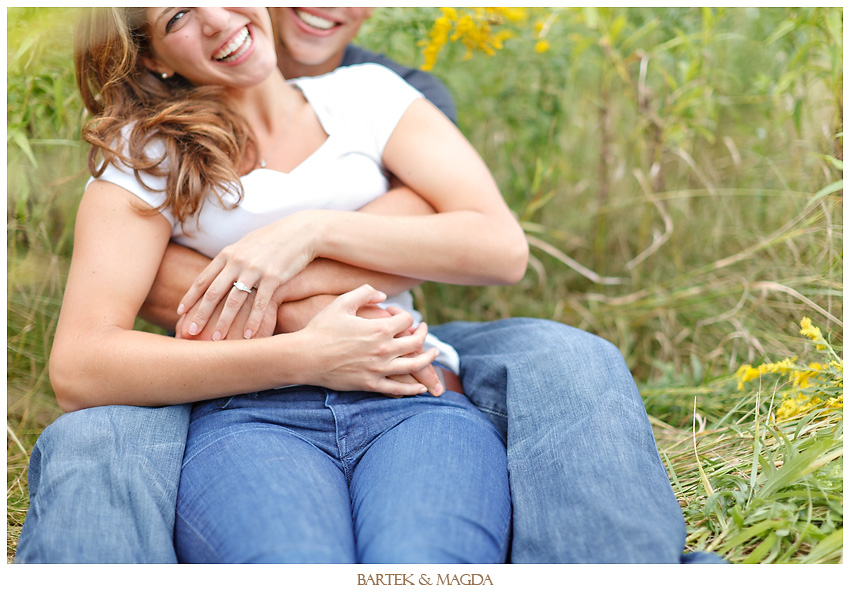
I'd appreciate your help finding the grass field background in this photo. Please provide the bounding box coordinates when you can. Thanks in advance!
[7,7,843,563]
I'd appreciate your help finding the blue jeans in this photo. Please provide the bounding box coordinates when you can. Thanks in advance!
[15,318,725,563]
[175,386,509,563]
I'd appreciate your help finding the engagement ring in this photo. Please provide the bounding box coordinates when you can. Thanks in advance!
[233,281,252,294]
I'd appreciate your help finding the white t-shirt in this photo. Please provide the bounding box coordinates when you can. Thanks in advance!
[91,64,459,372]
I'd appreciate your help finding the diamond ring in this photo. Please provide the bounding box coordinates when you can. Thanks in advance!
[233,281,252,294]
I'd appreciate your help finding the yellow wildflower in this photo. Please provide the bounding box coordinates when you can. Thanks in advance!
[492,7,528,23]
[420,7,528,70]
[535,40,550,53]
[736,316,842,422]
[776,394,823,421]
[799,316,826,350]
[735,364,760,390]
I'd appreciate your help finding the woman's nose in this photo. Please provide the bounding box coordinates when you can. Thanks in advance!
[197,7,230,37]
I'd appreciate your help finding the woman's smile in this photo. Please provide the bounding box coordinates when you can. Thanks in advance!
[212,24,254,64]
[145,8,278,88]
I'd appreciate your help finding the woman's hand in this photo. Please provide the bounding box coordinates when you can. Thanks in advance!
[177,211,320,341]
[176,289,278,341]
[358,305,443,397]
[280,295,442,396]
[299,285,438,396]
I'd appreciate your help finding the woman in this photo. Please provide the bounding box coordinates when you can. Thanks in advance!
[53,7,526,563]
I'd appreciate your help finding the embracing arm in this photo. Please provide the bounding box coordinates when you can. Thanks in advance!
[140,182,434,333]
[316,98,529,286]
[181,99,528,339]
[49,182,435,412]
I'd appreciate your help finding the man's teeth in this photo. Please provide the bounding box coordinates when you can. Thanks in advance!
[296,9,336,31]
[214,27,251,62]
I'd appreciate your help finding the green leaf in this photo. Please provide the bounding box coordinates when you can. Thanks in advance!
[742,531,777,563]
[812,179,843,201]
[765,19,796,46]
[10,130,38,168]
[800,528,843,563]
[758,440,840,498]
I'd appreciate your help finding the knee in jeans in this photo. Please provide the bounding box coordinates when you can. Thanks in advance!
[582,332,628,366]
[36,408,113,455]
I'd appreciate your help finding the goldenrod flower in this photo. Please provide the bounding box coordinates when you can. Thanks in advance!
[737,316,842,422]
[799,316,826,350]
[420,7,529,70]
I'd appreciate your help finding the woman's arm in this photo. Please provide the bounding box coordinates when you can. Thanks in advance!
[319,98,529,285]
[49,181,436,412]
[181,99,528,339]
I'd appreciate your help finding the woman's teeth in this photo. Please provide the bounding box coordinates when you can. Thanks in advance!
[295,9,336,31]
[214,26,252,62]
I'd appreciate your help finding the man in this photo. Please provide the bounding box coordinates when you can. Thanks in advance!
[16,7,721,563]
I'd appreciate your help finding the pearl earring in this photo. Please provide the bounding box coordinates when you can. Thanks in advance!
[161,72,169,80]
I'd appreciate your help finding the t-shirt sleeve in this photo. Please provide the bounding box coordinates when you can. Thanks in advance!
[85,131,178,228]
[341,45,458,124]
[331,64,424,157]
[399,69,457,124]
[296,63,424,160]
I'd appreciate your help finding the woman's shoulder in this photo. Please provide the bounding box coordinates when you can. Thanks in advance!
[87,121,175,219]
[295,63,421,97]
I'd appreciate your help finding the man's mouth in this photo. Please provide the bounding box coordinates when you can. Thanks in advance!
[294,8,338,31]
[213,26,253,62]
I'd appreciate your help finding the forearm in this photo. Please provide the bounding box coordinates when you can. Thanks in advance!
[140,243,210,331]
[51,286,434,411]
[49,329,309,411]
[280,259,418,302]
[313,209,528,286]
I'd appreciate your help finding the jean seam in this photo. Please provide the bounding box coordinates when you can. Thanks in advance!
[175,507,220,563]
[325,391,360,484]
[472,405,507,419]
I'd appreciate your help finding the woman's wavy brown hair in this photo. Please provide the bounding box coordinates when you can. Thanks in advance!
[74,7,256,224]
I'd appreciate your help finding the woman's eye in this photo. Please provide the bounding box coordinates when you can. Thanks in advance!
[165,10,188,33]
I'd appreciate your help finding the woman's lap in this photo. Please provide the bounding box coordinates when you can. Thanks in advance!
[175,386,509,563]
[175,426,357,563]
[352,410,510,563]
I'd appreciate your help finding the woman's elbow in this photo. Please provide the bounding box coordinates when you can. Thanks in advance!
[501,234,529,285]
[48,349,92,413]
[488,221,528,285]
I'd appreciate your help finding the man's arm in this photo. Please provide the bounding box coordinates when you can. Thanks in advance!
[139,183,436,334]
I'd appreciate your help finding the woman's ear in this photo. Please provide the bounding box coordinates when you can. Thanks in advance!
[141,55,172,78]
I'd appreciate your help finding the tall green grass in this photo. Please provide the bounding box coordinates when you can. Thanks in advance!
[6,7,842,562]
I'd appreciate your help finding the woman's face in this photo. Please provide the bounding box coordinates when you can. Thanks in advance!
[143,7,278,89]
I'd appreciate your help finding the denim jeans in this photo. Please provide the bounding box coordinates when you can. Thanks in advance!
[15,318,725,563]
[15,404,191,563]
[174,386,510,563]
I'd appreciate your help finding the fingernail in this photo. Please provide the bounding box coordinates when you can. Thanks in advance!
[188,322,199,335]
[212,331,221,341]
[434,381,443,395]
[177,303,185,315]
[244,329,253,339]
